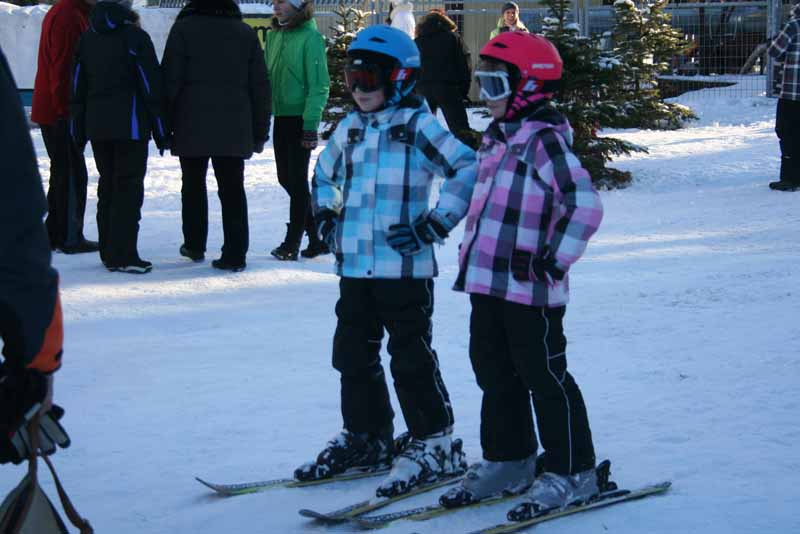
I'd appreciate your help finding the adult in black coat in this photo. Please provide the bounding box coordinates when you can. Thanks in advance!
[415,9,472,142]
[162,0,272,272]
[71,0,168,274]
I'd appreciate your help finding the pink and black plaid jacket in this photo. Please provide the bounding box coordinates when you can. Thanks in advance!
[769,5,800,101]
[454,106,603,307]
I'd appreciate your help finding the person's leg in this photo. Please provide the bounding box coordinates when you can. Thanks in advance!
[179,157,209,254]
[469,294,537,462]
[91,140,115,266]
[63,128,90,247]
[109,141,148,265]
[333,278,393,434]
[285,117,312,250]
[376,278,453,439]
[41,123,68,249]
[211,157,248,265]
[504,303,595,476]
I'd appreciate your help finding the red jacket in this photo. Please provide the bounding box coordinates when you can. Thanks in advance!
[31,0,90,126]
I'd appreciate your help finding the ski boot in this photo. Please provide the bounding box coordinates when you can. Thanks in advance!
[375,430,467,498]
[440,453,545,508]
[294,426,394,482]
[507,459,614,521]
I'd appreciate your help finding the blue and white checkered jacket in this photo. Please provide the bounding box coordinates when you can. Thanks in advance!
[312,97,477,279]
[769,5,800,101]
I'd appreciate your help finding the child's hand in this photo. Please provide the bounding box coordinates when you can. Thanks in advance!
[510,246,565,286]
[387,213,449,256]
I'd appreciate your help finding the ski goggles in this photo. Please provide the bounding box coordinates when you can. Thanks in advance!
[344,62,386,93]
[475,70,512,101]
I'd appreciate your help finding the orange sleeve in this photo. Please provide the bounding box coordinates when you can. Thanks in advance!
[27,290,63,374]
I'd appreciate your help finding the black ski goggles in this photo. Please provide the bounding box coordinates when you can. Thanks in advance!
[344,61,386,93]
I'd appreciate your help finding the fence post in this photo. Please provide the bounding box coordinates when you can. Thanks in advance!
[766,0,781,97]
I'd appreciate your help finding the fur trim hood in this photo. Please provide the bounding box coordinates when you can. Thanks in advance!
[416,10,457,37]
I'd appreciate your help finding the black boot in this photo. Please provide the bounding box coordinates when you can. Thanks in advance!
[770,156,800,191]
[294,426,395,482]
[271,223,300,261]
[300,239,331,259]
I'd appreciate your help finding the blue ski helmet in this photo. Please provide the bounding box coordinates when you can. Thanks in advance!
[347,25,420,105]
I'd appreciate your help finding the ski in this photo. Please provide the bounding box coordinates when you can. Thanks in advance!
[464,481,672,534]
[351,492,519,529]
[298,472,465,523]
[195,465,391,496]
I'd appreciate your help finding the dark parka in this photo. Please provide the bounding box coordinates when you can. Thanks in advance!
[0,47,63,374]
[162,0,271,159]
[70,2,167,148]
[415,11,471,97]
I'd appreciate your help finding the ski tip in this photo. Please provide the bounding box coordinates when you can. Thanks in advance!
[195,477,215,489]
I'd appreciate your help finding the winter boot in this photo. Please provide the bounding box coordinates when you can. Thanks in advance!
[211,258,246,272]
[271,224,300,261]
[294,426,394,482]
[769,156,800,191]
[300,239,331,259]
[375,430,468,498]
[107,257,152,274]
[507,460,612,521]
[439,453,545,508]
[179,244,205,262]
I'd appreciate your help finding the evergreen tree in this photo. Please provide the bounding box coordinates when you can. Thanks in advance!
[541,0,645,188]
[610,0,696,129]
[321,1,369,139]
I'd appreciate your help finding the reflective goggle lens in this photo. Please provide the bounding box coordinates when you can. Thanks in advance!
[475,71,512,101]
[344,64,384,93]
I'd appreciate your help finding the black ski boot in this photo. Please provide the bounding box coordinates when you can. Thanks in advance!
[300,239,330,259]
[294,426,395,482]
[271,224,300,261]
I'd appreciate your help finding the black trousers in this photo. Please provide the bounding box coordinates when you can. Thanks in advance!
[41,119,89,248]
[179,157,249,264]
[469,294,596,475]
[333,278,454,439]
[418,83,470,139]
[91,140,148,265]
[776,99,800,183]
[273,116,316,247]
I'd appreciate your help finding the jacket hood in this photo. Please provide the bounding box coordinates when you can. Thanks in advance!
[793,3,800,19]
[176,0,242,21]
[416,10,457,37]
[271,2,314,30]
[89,2,138,34]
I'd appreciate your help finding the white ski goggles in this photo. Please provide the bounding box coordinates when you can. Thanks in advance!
[475,70,512,101]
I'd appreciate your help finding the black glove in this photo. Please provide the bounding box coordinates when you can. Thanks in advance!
[0,367,47,464]
[301,130,318,150]
[1,405,70,465]
[315,208,338,251]
[386,212,449,256]
[510,246,566,286]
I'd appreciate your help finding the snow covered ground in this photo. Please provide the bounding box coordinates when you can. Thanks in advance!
[1,91,799,534]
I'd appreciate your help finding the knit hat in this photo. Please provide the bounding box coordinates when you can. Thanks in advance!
[501,1,519,13]
[287,0,308,9]
[99,0,133,9]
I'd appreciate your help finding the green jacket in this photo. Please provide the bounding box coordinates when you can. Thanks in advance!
[265,19,330,132]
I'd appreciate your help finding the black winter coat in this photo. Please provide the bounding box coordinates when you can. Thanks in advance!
[0,47,60,369]
[415,12,471,91]
[70,3,167,147]
[162,0,271,159]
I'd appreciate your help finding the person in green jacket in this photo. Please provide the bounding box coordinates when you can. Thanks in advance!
[266,0,331,260]
[489,2,528,39]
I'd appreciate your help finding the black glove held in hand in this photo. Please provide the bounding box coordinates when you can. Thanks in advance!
[4,405,71,464]
[387,212,449,256]
[0,367,56,464]
[315,209,338,251]
[510,246,566,286]
[301,130,318,150]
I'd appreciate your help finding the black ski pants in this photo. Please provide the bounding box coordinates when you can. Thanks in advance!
[91,140,148,265]
[333,277,454,439]
[41,119,89,249]
[418,83,470,140]
[273,116,316,248]
[776,98,800,184]
[179,156,249,264]
[469,294,596,475]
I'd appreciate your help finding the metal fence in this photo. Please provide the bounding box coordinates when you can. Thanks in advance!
[153,0,795,99]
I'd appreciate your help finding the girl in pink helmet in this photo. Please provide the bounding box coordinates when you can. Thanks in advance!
[441,32,606,520]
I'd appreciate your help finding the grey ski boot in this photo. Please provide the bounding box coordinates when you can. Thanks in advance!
[439,453,545,508]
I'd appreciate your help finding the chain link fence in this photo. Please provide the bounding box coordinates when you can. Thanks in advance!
[152,0,795,98]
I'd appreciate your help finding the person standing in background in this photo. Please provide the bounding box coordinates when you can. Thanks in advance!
[767,3,800,192]
[415,9,472,142]
[489,1,528,39]
[163,0,272,272]
[266,0,331,261]
[31,0,99,254]
[71,0,168,274]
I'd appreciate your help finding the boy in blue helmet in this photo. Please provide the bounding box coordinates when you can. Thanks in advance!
[294,25,478,497]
